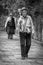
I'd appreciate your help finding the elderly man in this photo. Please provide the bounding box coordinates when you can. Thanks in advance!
[18,7,35,59]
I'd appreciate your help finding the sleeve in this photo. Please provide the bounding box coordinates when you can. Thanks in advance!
[17,17,22,28]
[30,16,35,34]
[18,18,21,25]
[16,17,22,32]
[5,17,9,28]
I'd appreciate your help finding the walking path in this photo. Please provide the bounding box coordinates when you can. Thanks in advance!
[0,32,43,65]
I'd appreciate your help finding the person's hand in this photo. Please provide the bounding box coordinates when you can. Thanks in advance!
[32,29,35,37]
[32,32,35,39]
[32,33,34,36]
[26,28,31,33]
[16,27,19,34]
[4,26,6,31]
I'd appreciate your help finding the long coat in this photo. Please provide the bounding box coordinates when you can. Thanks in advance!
[6,17,16,34]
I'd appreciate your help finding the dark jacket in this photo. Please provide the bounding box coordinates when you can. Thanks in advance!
[6,17,16,34]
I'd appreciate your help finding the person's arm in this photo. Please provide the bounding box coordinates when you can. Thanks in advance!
[16,17,22,32]
[5,19,8,28]
[30,16,35,34]
[17,17,21,28]
[5,17,11,28]
[5,17,9,28]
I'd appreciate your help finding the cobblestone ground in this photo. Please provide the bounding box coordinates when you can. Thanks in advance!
[0,32,43,65]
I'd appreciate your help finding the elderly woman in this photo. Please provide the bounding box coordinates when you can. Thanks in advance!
[17,7,35,59]
[5,13,16,39]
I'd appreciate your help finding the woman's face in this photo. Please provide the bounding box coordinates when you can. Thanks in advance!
[22,10,27,17]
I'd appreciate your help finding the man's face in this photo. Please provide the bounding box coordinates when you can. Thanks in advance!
[22,10,27,17]
[10,14,13,18]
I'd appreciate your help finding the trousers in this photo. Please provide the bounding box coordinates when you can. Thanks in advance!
[19,32,31,57]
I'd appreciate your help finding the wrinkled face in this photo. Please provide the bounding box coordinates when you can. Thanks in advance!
[22,10,27,17]
[10,15,13,18]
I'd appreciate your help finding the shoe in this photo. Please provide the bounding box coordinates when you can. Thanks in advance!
[25,54,28,59]
[21,57,25,60]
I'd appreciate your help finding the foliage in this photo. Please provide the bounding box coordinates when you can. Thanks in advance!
[0,0,43,41]
[0,0,43,16]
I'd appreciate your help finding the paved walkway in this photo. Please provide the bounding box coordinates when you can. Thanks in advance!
[0,32,43,65]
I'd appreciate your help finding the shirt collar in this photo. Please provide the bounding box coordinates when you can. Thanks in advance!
[21,15,28,19]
